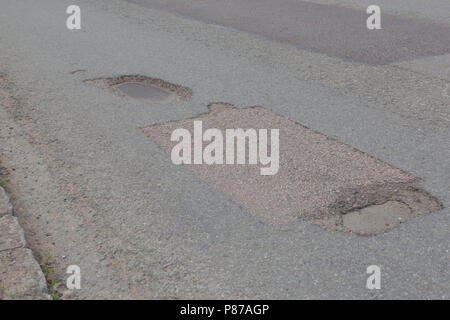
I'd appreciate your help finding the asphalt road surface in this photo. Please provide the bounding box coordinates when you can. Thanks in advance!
[128,0,450,65]
[0,0,448,299]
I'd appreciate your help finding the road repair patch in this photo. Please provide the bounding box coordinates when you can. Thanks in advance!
[85,75,192,103]
[142,103,442,235]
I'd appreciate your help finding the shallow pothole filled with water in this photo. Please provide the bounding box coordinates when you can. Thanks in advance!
[342,201,411,235]
[116,82,170,101]
[85,75,192,104]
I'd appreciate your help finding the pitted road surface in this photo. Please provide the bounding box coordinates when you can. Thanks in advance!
[0,0,449,299]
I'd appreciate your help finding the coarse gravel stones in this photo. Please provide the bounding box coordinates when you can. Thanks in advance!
[143,103,443,235]
[85,75,192,104]
[0,185,49,300]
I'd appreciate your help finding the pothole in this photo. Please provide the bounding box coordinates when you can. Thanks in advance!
[313,187,443,236]
[116,82,170,101]
[85,75,192,103]
[342,201,411,235]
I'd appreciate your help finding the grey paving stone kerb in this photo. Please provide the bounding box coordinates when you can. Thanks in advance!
[0,185,50,300]
[0,249,50,300]
[0,215,26,251]
[0,186,13,217]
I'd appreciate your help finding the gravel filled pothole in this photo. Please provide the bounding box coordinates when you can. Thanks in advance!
[85,75,192,104]
[142,103,443,236]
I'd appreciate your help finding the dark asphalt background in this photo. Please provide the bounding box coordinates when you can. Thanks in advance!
[128,0,450,65]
